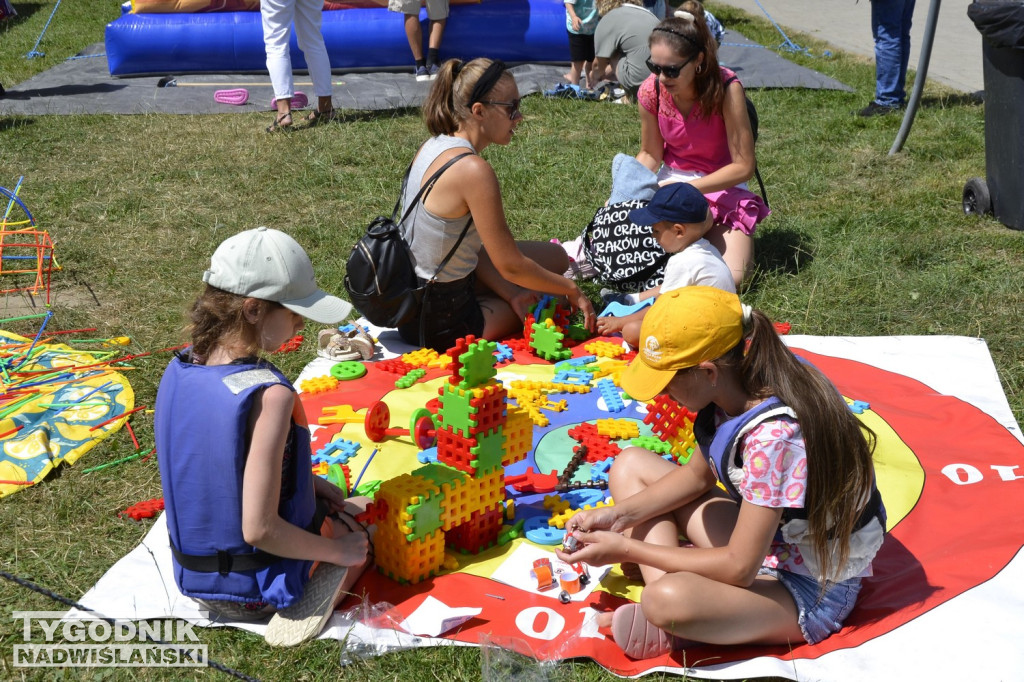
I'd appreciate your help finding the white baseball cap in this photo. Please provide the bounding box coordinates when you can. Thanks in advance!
[202,227,353,324]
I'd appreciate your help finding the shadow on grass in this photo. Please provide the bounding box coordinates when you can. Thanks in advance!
[0,116,37,132]
[749,226,813,291]
[1,1,46,29]
[333,106,422,123]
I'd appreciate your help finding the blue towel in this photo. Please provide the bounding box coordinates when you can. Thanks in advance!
[608,153,659,205]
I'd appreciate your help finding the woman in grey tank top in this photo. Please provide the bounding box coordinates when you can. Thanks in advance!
[397,58,596,351]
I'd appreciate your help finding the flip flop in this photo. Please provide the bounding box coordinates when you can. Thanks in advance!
[610,603,682,659]
[270,91,308,110]
[264,562,349,646]
[214,88,249,105]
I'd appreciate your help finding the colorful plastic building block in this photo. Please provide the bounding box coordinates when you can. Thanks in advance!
[596,378,625,412]
[299,375,339,395]
[530,318,572,362]
[585,340,626,358]
[313,437,360,465]
[396,368,427,389]
[630,435,673,454]
[596,418,639,440]
[494,342,514,364]
[119,497,164,521]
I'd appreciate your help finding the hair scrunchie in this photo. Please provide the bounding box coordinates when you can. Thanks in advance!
[741,303,754,335]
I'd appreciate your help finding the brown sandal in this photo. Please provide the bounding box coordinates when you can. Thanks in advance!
[265,111,292,133]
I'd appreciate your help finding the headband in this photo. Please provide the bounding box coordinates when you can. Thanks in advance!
[467,60,507,106]
[652,26,701,53]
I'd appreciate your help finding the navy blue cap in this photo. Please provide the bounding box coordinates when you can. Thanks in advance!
[629,183,709,226]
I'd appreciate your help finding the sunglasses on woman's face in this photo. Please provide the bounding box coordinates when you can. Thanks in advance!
[480,98,522,120]
[645,55,696,79]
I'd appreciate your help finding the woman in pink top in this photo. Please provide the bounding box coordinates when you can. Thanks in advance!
[635,6,769,287]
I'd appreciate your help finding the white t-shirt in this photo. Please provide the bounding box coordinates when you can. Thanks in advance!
[660,238,736,293]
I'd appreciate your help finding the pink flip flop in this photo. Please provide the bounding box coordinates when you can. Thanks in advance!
[611,603,682,659]
[214,88,249,105]
[270,91,308,110]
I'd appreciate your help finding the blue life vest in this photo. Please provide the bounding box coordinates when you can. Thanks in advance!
[693,397,885,531]
[155,354,316,608]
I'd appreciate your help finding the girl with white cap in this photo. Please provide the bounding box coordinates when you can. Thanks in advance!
[155,227,372,646]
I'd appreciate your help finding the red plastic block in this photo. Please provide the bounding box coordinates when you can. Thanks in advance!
[446,505,504,554]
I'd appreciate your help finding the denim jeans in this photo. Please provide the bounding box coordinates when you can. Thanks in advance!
[871,0,916,107]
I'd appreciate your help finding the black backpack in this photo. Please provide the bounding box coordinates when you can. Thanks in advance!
[344,152,473,328]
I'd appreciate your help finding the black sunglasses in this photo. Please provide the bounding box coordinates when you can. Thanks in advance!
[480,98,522,120]
[645,55,696,79]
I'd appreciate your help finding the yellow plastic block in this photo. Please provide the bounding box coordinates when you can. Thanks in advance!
[585,340,626,358]
[318,404,365,425]
[374,526,446,584]
[502,406,533,466]
[596,418,640,440]
[299,375,339,395]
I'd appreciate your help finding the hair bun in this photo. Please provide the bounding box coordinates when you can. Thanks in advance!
[674,10,695,20]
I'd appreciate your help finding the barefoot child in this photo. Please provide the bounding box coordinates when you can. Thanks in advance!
[565,0,599,86]
[596,182,733,347]
[559,287,886,659]
[155,227,373,646]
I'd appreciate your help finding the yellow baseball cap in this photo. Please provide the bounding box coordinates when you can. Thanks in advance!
[620,287,744,401]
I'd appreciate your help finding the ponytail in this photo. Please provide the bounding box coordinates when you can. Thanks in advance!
[423,57,515,136]
[718,309,877,584]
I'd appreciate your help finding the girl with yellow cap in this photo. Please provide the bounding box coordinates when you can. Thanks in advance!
[557,286,885,659]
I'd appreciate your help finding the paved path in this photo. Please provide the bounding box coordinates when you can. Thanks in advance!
[712,0,984,94]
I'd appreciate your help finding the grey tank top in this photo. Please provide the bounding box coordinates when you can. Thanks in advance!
[400,135,479,282]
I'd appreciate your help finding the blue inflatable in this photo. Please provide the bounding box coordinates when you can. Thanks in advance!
[105,0,570,76]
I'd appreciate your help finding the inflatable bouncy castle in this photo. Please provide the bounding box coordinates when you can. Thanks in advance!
[104,0,570,76]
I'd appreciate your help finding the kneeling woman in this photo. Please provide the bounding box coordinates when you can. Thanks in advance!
[558,287,885,659]
[399,58,596,351]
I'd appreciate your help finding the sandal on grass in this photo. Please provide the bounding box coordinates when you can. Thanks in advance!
[305,108,337,126]
[611,603,684,659]
[265,112,292,133]
[264,562,349,646]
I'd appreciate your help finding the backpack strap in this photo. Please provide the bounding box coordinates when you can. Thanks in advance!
[393,150,475,347]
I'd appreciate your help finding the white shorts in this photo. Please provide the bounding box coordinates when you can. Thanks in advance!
[388,0,449,20]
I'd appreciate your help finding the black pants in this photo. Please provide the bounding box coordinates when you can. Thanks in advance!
[398,273,485,352]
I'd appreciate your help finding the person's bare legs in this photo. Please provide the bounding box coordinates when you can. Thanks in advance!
[427,18,446,51]
[640,572,803,646]
[475,241,570,340]
[327,496,376,601]
[403,14,424,61]
[705,223,753,289]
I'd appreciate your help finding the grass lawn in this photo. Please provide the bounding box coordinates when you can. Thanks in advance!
[1,1,1022,680]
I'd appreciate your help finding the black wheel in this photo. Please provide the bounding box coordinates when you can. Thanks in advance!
[963,177,991,217]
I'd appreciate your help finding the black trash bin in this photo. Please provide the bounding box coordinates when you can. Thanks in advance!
[964,0,1024,230]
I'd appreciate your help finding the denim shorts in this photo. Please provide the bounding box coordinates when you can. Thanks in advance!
[758,567,862,645]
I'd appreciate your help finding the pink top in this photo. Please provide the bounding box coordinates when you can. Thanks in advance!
[739,418,810,575]
[637,67,738,175]
[636,67,769,235]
